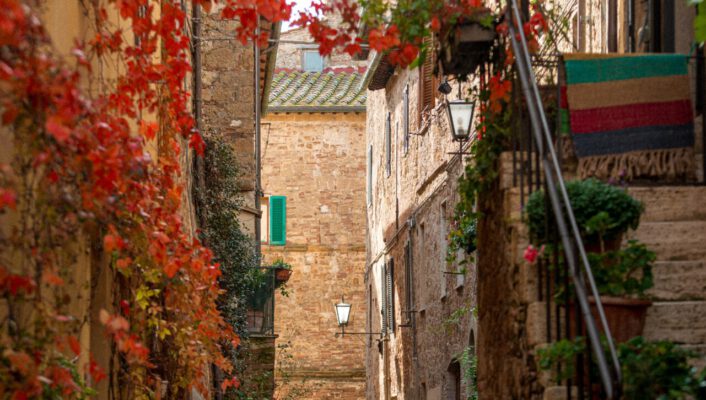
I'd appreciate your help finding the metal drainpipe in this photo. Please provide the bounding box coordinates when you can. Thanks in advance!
[254,19,262,262]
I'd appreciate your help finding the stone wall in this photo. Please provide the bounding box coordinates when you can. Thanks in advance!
[364,62,479,399]
[276,25,366,71]
[261,112,367,399]
[200,7,258,236]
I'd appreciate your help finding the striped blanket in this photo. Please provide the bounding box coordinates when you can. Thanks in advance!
[561,53,695,180]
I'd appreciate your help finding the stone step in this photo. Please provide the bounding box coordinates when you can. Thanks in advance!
[628,220,706,261]
[643,301,706,345]
[648,261,706,301]
[627,186,706,223]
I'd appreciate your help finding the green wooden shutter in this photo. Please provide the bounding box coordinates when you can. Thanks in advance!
[269,196,286,246]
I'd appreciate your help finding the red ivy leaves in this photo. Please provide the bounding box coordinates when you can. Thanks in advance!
[1,0,240,397]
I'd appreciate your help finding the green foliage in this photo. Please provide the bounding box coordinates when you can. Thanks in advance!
[693,0,706,43]
[199,137,257,336]
[457,346,478,400]
[442,302,476,334]
[271,258,292,297]
[447,213,477,265]
[538,336,706,398]
[197,137,258,394]
[272,258,292,270]
[588,240,655,298]
[618,336,704,399]
[537,337,586,383]
[525,178,643,243]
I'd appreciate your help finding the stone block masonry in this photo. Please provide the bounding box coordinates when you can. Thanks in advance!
[262,112,367,399]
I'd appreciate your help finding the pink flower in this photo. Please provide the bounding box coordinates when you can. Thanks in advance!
[523,245,545,264]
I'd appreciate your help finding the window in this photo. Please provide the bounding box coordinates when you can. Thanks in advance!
[302,49,324,72]
[385,112,392,177]
[403,84,410,154]
[269,196,286,246]
[440,202,448,299]
[447,361,461,400]
[634,0,675,53]
[381,259,395,335]
[404,241,413,324]
[260,197,269,244]
[367,145,373,205]
[418,36,438,125]
[367,283,373,347]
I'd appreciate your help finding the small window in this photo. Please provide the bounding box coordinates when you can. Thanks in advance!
[440,201,448,299]
[302,49,324,72]
[367,145,373,205]
[269,196,286,246]
[260,197,269,244]
[385,113,391,177]
[418,36,438,125]
[404,241,413,324]
[382,259,395,335]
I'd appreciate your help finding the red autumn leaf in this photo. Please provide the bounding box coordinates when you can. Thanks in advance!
[116,257,132,270]
[67,335,81,356]
[139,120,158,140]
[221,376,240,391]
[43,272,65,286]
[88,357,107,383]
[164,261,180,278]
[45,117,71,142]
[103,234,119,253]
[430,16,441,32]
[120,299,130,316]
[189,132,206,156]
[0,188,17,210]
[5,350,33,376]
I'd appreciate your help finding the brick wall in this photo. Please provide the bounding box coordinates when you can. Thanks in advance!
[261,112,367,399]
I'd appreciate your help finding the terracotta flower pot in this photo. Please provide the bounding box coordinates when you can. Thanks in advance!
[570,296,652,343]
[275,268,292,283]
[583,233,623,254]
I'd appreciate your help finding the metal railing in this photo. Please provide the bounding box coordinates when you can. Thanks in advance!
[505,1,622,398]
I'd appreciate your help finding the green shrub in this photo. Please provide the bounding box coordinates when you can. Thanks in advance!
[525,179,643,243]
[589,240,655,298]
[619,337,703,399]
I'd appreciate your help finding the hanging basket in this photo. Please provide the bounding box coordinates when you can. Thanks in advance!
[440,20,496,77]
[274,268,292,284]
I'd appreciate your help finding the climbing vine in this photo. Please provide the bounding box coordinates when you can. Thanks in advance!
[0,0,288,398]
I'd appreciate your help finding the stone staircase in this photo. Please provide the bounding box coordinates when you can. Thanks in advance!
[627,186,706,364]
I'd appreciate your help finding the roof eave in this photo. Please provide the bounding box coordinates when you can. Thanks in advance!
[268,105,366,113]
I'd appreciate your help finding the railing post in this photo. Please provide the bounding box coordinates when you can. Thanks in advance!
[505,2,622,397]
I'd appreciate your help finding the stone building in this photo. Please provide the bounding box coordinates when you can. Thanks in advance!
[362,47,478,399]
[260,27,368,399]
[363,1,706,400]
[473,1,706,398]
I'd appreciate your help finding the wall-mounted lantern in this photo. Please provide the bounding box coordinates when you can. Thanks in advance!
[334,296,381,338]
[446,99,476,142]
[335,297,351,326]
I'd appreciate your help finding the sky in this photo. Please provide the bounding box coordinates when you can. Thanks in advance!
[282,0,315,31]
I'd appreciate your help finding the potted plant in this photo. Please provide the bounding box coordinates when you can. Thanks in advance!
[437,9,497,77]
[525,178,643,252]
[272,258,293,284]
[539,336,706,398]
[568,240,656,342]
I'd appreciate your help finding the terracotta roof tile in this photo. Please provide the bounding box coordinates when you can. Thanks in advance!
[267,68,367,112]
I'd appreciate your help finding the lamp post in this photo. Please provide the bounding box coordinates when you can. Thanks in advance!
[334,296,381,338]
